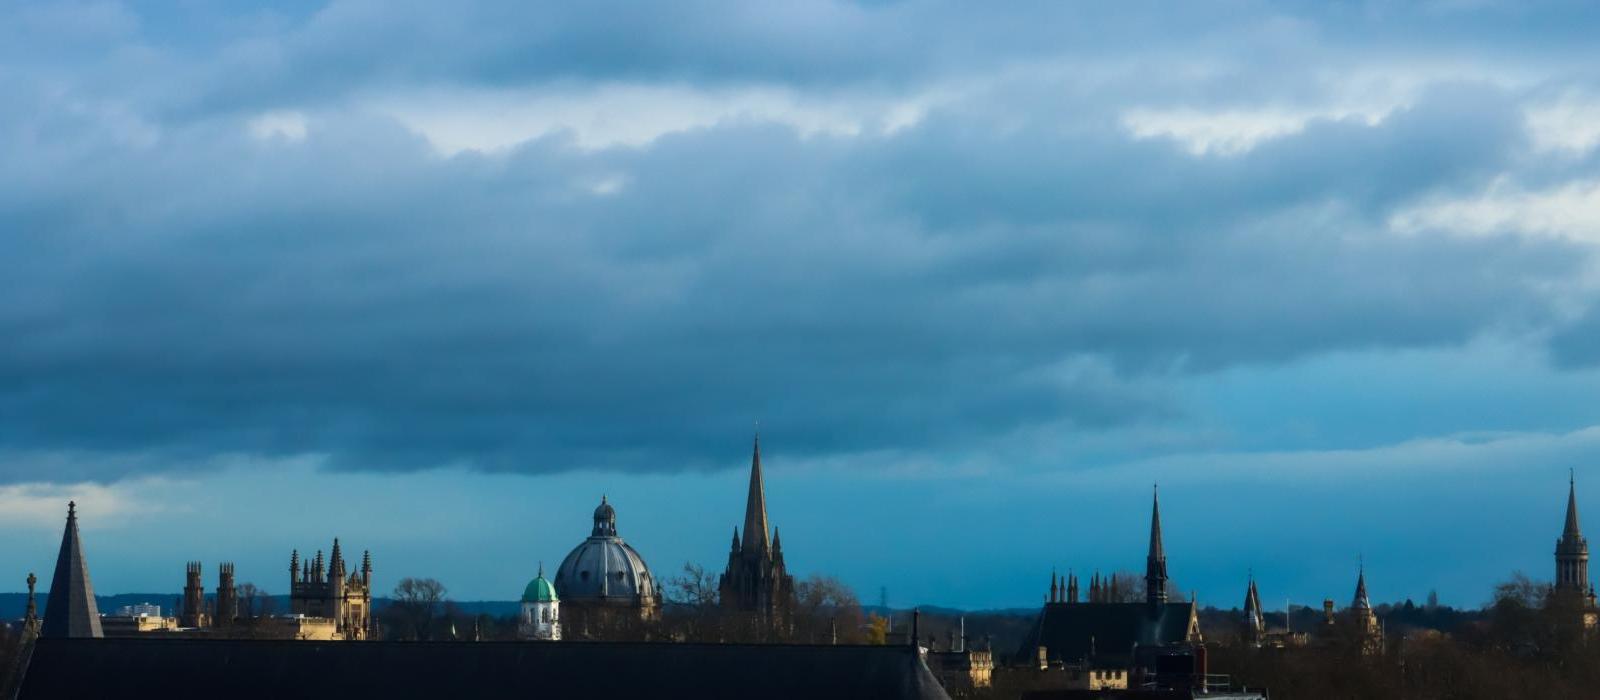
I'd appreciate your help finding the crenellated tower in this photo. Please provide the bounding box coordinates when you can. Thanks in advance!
[215,562,238,626]
[180,561,207,628]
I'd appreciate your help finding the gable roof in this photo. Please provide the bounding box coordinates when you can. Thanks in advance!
[18,638,951,700]
[1016,602,1196,665]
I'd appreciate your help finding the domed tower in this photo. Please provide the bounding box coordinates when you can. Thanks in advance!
[553,496,661,635]
[519,564,561,641]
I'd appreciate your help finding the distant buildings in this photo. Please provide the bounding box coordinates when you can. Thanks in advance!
[1013,489,1202,690]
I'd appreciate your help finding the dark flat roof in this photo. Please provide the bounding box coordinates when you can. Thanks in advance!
[18,637,951,700]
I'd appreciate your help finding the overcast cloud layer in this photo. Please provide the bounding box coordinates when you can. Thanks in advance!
[7,1,1600,605]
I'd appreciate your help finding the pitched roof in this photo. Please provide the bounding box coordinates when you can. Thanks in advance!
[39,502,101,639]
[17,638,951,700]
[1016,602,1196,664]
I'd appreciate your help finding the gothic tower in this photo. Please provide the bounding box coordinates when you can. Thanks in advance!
[181,562,207,628]
[1556,473,1594,604]
[40,502,103,638]
[1147,487,1169,606]
[216,562,238,626]
[719,434,797,625]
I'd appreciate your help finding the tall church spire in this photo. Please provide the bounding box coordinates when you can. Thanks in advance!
[1557,471,1591,594]
[741,432,771,555]
[1352,563,1371,611]
[41,501,103,638]
[1146,485,1169,605]
[1566,471,1583,539]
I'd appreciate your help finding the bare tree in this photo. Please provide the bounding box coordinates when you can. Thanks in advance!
[794,575,866,643]
[665,562,720,606]
[388,577,448,641]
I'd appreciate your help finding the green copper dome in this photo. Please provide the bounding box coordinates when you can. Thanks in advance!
[522,569,558,603]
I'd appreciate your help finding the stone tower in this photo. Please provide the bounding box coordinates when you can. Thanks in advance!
[719,434,796,625]
[1146,487,1169,606]
[181,562,207,628]
[1555,473,1595,605]
[40,501,103,638]
[215,562,238,626]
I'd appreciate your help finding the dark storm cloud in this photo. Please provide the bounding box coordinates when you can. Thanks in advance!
[1,1,1597,482]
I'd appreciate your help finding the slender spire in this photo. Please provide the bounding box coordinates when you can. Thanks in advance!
[1353,561,1371,611]
[41,501,103,638]
[1146,485,1169,605]
[1050,569,1059,603]
[741,432,771,555]
[1558,472,1591,592]
[1566,471,1583,539]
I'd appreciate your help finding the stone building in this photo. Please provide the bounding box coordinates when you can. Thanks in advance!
[179,562,209,628]
[553,496,661,635]
[288,539,372,640]
[1015,489,1201,677]
[519,565,561,641]
[719,435,796,627]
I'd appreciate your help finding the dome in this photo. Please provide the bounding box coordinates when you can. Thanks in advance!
[522,571,558,603]
[554,497,658,604]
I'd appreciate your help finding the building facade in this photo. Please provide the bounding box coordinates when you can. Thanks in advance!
[719,435,797,627]
[288,539,372,640]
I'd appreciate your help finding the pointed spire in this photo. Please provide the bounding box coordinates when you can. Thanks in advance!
[741,432,772,555]
[1050,569,1059,603]
[1146,485,1169,605]
[329,538,345,579]
[1566,470,1583,539]
[1353,560,1371,611]
[41,501,103,638]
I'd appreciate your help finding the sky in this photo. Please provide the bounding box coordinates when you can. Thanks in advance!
[5,0,1600,612]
